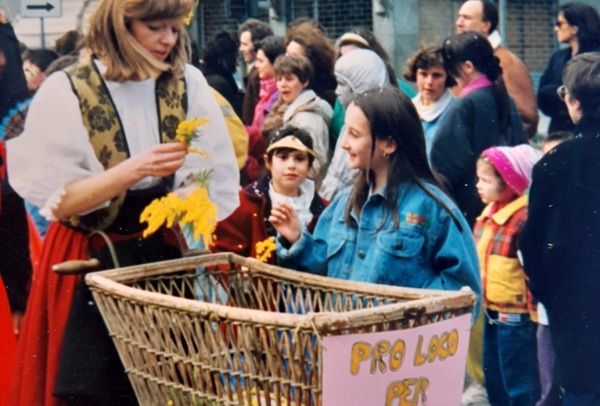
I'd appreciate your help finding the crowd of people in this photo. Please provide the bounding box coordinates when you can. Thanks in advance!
[0,0,599,405]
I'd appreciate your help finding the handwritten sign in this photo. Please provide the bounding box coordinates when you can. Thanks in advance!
[322,313,471,405]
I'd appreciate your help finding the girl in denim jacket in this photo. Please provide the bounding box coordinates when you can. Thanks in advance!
[270,86,481,308]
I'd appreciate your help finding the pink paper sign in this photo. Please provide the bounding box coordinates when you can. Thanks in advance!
[322,313,472,405]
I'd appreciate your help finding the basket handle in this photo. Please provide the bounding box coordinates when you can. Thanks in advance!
[87,230,121,268]
[53,258,101,275]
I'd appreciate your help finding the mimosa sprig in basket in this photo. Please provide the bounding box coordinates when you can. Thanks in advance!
[140,117,217,244]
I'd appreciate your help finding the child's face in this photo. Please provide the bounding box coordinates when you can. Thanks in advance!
[340,103,393,176]
[476,160,505,204]
[341,103,373,170]
[266,149,310,197]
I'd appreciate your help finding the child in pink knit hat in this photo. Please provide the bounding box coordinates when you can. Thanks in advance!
[473,143,541,405]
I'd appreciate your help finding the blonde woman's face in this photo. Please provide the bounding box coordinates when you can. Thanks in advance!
[129,18,183,61]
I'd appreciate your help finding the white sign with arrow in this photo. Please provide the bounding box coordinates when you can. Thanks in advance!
[21,0,62,18]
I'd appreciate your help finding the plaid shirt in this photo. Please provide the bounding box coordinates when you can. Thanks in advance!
[474,195,537,318]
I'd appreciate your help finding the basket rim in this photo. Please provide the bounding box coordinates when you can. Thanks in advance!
[85,253,475,332]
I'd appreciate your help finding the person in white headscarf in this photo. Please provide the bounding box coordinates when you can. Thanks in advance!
[319,48,389,201]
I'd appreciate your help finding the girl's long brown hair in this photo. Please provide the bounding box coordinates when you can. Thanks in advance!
[345,86,463,232]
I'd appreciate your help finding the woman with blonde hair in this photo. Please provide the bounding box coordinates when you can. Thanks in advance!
[7,0,240,404]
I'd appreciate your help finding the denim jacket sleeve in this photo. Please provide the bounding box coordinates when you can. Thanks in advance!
[424,205,482,318]
[276,194,345,275]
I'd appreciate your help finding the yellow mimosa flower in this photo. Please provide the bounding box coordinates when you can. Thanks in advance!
[255,236,276,263]
[175,117,211,156]
[183,9,194,26]
[140,187,217,246]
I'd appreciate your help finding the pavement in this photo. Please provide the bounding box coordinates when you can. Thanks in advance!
[462,380,491,406]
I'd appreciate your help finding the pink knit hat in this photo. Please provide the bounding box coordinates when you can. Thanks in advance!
[481,144,541,195]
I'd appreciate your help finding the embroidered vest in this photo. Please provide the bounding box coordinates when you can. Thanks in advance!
[62,60,187,231]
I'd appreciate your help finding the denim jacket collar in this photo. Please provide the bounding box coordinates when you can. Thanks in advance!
[347,184,413,226]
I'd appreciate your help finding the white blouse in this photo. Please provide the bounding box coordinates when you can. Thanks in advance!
[7,61,240,221]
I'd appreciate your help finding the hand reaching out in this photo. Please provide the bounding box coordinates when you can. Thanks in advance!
[269,203,302,244]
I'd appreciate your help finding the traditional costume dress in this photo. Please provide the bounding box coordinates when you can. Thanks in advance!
[6,59,240,406]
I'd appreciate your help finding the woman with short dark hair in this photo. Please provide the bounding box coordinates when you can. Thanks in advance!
[242,35,285,184]
[403,46,456,160]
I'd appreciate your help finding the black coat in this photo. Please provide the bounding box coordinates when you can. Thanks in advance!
[431,86,527,226]
[537,48,575,133]
[537,46,600,134]
[0,23,29,124]
[520,114,600,395]
[0,175,32,313]
[202,66,243,118]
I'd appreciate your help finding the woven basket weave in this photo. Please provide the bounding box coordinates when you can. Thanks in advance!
[85,253,475,406]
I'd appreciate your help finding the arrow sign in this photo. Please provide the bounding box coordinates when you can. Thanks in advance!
[21,0,62,18]
[26,3,55,12]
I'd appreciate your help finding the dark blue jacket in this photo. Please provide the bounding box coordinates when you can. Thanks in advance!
[0,23,28,126]
[430,85,527,226]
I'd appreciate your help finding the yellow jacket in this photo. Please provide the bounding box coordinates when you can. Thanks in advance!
[211,88,248,170]
[474,195,537,320]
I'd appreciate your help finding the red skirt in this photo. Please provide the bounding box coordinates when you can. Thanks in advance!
[7,222,87,406]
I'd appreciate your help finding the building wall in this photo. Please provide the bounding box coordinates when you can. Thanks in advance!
[417,0,556,72]
[201,0,251,43]
[314,0,374,39]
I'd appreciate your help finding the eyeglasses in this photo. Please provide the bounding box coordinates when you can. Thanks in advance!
[557,85,568,101]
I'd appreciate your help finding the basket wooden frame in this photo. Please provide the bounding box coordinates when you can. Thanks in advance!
[85,252,475,406]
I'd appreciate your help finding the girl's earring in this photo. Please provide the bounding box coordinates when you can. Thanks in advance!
[382,151,389,159]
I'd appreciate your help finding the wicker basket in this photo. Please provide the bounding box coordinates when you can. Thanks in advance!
[85,253,475,406]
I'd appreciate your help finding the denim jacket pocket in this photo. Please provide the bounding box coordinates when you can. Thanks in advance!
[325,233,354,280]
[375,230,425,285]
